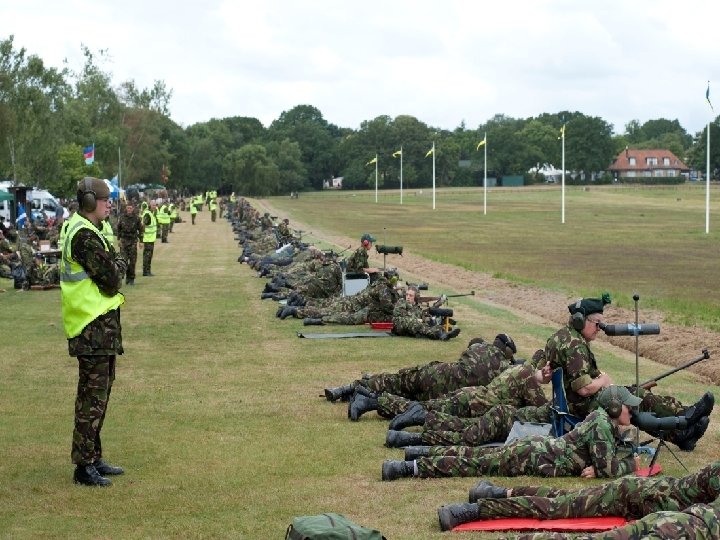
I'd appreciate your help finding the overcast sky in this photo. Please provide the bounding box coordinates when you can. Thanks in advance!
[2,0,719,135]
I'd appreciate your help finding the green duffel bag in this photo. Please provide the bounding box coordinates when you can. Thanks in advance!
[285,513,385,540]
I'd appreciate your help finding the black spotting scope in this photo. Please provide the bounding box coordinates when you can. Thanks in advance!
[429,307,453,318]
[599,323,660,336]
[631,411,687,432]
[376,245,403,255]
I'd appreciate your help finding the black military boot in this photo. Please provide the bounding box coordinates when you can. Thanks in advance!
[94,459,124,476]
[381,460,414,481]
[674,416,710,451]
[73,464,112,487]
[348,392,379,421]
[389,402,428,430]
[386,430,423,448]
[324,384,355,402]
[260,292,275,299]
[437,503,481,531]
[404,446,431,460]
[685,392,715,425]
[276,305,285,318]
[303,318,324,326]
[468,480,508,503]
[279,306,297,320]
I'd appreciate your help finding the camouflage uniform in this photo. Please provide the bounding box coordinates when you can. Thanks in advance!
[377,363,547,418]
[27,258,59,285]
[345,246,369,273]
[299,275,398,324]
[421,403,552,446]
[474,460,720,522]
[66,227,126,466]
[416,409,635,479]
[360,340,512,402]
[142,211,155,275]
[514,498,720,539]
[116,208,143,282]
[546,325,686,418]
[391,298,446,339]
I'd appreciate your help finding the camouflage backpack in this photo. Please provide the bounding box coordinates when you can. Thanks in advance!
[285,513,385,540]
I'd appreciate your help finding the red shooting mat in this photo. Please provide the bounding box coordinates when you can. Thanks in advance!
[452,516,628,532]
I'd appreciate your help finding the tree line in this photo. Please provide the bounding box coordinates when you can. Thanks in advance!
[2,36,719,198]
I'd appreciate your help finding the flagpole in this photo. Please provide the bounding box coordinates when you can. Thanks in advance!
[374,154,378,203]
[707,122,711,234]
[561,127,566,224]
[483,132,487,216]
[400,146,403,205]
[432,142,436,210]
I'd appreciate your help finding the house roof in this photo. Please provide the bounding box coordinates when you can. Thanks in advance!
[608,149,689,171]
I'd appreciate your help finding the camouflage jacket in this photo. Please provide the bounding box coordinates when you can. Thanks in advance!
[545,324,602,417]
[117,211,144,242]
[67,227,126,357]
[345,247,369,274]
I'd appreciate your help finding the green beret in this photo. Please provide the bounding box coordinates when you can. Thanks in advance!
[568,292,611,317]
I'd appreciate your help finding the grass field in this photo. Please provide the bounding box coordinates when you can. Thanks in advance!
[266,184,720,331]
[0,188,718,539]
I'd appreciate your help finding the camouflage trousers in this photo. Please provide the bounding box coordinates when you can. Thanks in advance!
[211,210,217,222]
[119,239,138,280]
[638,390,686,417]
[416,437,581,478]
[421,404,552,446]
[72,354,116,465]
[160,224,169,242]
[299,306,369,325]
[361,359,497,402]
[512,502,720,540]
[142,242,154,274]
[478,461,720,522]
[377,386,503,419]
[392,315,442,339]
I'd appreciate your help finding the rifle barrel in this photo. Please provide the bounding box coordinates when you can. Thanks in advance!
[640,349,710,387]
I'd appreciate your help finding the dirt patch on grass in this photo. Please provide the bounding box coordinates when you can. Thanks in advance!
[259,201,720,384]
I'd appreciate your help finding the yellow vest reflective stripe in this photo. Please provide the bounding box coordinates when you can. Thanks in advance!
[142,210,157,242]
[169,204,177,220]
[58,220,71,250]
[190,203,198,215]
[101,220,116,249]
[60,213,124,338]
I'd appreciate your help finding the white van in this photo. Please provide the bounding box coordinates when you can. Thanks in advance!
[0,183,69,224]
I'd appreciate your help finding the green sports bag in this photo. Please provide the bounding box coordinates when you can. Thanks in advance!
[285,512,385,540]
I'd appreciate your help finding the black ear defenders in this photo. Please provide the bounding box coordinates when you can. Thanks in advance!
[571,299,586,331]
[78,178,97,212]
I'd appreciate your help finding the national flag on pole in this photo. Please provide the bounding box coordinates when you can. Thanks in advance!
[366,156,377,165]
[83,144,95,165]
[558,124,566,140]
[707,81,714,112]
[476,136,487,151]
[425,146,434,158]
[392,149,402,157]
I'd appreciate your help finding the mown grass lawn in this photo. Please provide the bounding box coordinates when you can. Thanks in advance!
[0,189,717,539]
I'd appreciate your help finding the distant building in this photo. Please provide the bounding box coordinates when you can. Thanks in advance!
[323,177,343,189]
[608,149,689,179]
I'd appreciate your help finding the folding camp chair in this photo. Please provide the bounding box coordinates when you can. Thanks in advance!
[551,368,583,436]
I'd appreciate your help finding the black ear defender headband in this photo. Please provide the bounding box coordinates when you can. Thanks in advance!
[571,299,586,331]
[78,177,97,212]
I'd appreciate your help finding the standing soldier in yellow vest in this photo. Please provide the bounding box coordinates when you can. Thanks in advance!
[209,198,218,222]
[141,200,158,276]
[168,202,177,232]
[60,177,127,486]
[190,198,198,225]
[157,200,171,243]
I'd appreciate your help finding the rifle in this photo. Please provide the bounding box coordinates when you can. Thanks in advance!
[638,349,711,388]
[418,290,475,305]
[406,281,429,291]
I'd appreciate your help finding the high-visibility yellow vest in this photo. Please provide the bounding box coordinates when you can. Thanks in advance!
[169,204,177,221]
[157,205,171,225]
[58,219,71,250]
[190,202,198,215]
[142,210,157,242]
[100,219,116,249]
[60,213,124,338]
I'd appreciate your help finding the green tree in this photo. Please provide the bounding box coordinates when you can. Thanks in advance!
[265,138,306,194]
[223,144,279,196]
